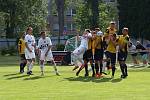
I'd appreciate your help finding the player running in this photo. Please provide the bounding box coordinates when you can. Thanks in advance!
[24,27,36,75]
[37,31,60,76]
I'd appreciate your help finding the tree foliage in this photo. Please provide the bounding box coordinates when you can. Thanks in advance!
[0,0,48,38]
[118,0,150,40]
[75,0,118,32]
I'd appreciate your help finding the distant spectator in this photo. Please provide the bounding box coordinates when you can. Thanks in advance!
[136,41,148,66]
[128,42,139,65]
[146,43,150,65]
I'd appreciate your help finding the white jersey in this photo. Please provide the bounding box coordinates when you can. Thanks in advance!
[25,34,35,51]
[38,37,52,52]
[79,33,91,49]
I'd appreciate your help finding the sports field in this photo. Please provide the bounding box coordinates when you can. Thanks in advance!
[0,56,150,100]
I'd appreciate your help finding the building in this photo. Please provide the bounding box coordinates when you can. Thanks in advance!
[47,0,117,37]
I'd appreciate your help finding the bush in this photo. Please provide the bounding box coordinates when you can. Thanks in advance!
[1,46,17,56]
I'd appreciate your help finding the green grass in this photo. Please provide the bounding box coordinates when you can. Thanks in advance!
[0,56,150,100]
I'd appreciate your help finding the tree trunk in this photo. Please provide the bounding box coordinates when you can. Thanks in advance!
[91,0,99,28]
[55,0,65,45]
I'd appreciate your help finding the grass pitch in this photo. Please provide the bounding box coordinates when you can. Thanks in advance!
[0,56,150,100]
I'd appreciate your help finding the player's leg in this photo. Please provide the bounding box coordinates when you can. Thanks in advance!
[47,51,60,75]
[40,60,44,76]
[99,49,104,77]
[19,54,25,73]
[105,51,111,74]
[76,49,87,76]
[39,52,45,76]
[110,52,116,78]
[72,47,85,71]
[118,52,125,78]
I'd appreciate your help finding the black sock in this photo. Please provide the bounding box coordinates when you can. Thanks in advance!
[120,64,125,76]
[124,64,128,76]
[95,63,99,74]
[20,63,24,72]
[84,64,88,75]
[112,66,116,76]
[91,64,95,75]
[100,63,103,74]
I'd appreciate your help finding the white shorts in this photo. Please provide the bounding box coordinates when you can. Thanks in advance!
[25,50,35,59]
[40,51,54,61]
[73,46,86,56]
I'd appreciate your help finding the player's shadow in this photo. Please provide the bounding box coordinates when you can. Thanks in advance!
[6,74,29,80]
[23,76,43,80]
[23,75,55,80]
[3,73,20,77]
[64,76,92,82]
[111,78,122,83]
[92,77,112,83]
[65,76,122,83]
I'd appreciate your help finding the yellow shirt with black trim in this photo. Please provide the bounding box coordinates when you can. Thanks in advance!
[117,35,129,52]
[95,35,103,49]
[104,27,117,37]
[18,38,25,54]
[106,40,117,53]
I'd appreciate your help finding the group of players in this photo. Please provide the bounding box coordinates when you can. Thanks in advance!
[18,27,59,76]
[72,21,129,79]
[18,21,129,79]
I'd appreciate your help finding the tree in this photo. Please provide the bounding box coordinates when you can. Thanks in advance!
[118,0,150,40]
[75,0,118,32]
[0,0,48,38]
[55,0,65,45]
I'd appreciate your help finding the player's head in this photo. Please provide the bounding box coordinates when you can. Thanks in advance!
[40,31,46,39]
[92,31,97,39]
[122,27,128,35]
[85,29,90,33]
[26,27,33,35]
[95,28,100,32]
[109,21,116,29]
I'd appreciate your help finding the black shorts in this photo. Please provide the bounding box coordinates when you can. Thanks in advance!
[20,54,26,61]
[105,51,116,64]
[83,49,92,61]
[94,49,103,60]
[118,51,128,61]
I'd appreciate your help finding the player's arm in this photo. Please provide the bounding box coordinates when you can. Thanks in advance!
[45,38,52,56]
[25,42,32,52]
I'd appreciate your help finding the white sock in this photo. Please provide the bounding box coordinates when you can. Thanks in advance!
[40,64,44,72]
[29,61,34,71]
[27,62,30,72]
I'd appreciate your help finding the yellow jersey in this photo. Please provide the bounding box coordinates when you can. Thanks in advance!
[18,38,25,54]
[117,35,129,52]
[95,36,103,49]
[104,27,117,37]
[88,37,97,55]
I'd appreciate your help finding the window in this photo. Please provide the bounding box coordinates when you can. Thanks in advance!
[53,24,59,31]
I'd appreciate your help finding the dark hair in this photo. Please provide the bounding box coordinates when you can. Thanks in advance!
[40,31,46,35]
[27,27,32,31]
[85,29,90,33]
